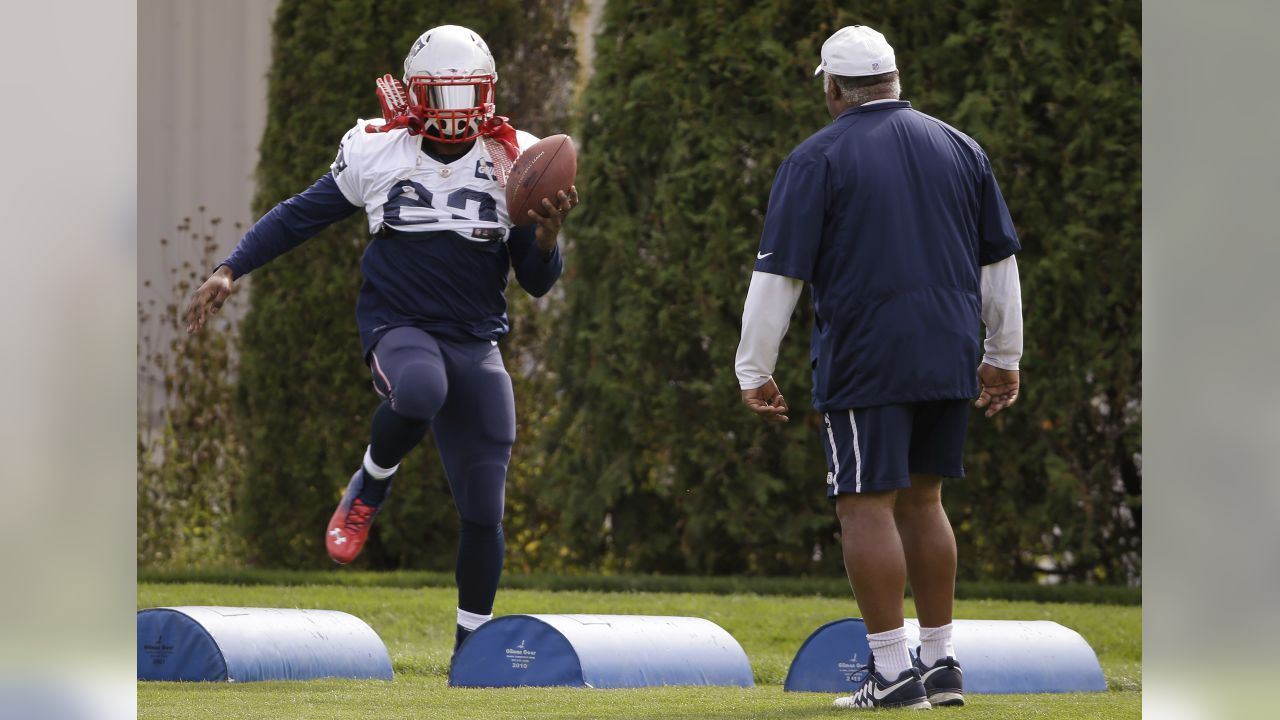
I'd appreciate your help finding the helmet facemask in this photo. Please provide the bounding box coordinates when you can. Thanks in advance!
[406,74,495,143]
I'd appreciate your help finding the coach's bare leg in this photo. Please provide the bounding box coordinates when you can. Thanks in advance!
[894,473,956,628]
[836,491,906,633]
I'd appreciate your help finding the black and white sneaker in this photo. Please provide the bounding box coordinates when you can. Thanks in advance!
[833,656,931,711]
[913,652,964,707]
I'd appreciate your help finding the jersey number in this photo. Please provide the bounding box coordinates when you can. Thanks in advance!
[384,181,498,226]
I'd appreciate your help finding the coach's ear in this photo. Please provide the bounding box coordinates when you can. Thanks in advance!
[822,73,843,119]
[823,73,840,103]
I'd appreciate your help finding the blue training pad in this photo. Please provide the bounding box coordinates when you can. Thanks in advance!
[784,618,1106,694]
[449,614,754,689]
[137,606,394,682]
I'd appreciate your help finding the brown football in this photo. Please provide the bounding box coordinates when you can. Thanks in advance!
[506,134,577,227]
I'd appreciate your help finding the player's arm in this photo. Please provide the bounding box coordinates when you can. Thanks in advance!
[184,174,360,332]
[974,149,1024,416]
[736,272,804,423]
[186,124,367,333]
[219,174,361,278]
[510,187,577,297]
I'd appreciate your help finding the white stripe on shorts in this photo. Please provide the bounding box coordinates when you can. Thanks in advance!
[848,409,863,492]
[824,413,840,485]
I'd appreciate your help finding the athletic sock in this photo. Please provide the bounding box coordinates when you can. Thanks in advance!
[455,608,493,651]
[867,626,913,679]
[918,623,955,666]
[357,446,397,506]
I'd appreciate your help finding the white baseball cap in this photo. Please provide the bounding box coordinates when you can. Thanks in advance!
[813,25,896,77]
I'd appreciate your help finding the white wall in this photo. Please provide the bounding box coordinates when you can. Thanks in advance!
[138,0,278,422]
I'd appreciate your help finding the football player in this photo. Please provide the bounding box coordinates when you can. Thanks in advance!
[184,24,578,653]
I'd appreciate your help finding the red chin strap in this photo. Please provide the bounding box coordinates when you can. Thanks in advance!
[365,74,518,164]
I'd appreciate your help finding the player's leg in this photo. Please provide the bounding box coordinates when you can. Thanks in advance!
[826,407,930,710]
[326,327,448,564]
[361,327,450,501]
[432,339,515,652]
[899,399,970,706]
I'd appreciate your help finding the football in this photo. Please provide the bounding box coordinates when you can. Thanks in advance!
[506,134,577,226]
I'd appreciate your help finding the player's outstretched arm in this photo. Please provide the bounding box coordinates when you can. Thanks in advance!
[219,175,361,278]
[185,174,360,334]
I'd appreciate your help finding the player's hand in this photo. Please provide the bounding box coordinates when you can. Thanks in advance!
[741,378,790,423]
[975,363,1020,417]
[529,186,578,252]
[184,265,235,333]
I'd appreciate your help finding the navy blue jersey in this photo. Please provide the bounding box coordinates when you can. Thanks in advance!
[220,122,562,356]
[356,221,559,352]
[754,101,1020,410]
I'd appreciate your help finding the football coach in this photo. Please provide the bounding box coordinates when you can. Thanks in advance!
[734,25,1024,711]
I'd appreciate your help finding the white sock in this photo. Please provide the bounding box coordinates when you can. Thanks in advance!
[456,608,492,631]
[918,623,955,666]
[866,626,912,679]
[362,446,398,479]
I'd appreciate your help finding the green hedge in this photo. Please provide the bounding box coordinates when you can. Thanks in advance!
[236,0,575,569]
[535,0,1140,582]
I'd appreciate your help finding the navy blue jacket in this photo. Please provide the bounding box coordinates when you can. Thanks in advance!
[754,101,1020,410]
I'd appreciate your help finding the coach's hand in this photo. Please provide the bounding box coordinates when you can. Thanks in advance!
[976,363,1020,417]
[184,265,235,333]
[741,378,790,423]
[528,186,579,253]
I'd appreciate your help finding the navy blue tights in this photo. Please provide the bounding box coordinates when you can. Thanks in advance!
[365,327,514,631]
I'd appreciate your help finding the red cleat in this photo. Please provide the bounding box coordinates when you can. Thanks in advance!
[326,471,384,564]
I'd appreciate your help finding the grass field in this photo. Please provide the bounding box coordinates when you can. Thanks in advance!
[137,580,1141,719]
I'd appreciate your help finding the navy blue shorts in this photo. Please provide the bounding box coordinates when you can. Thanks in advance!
[820,400,969,496]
